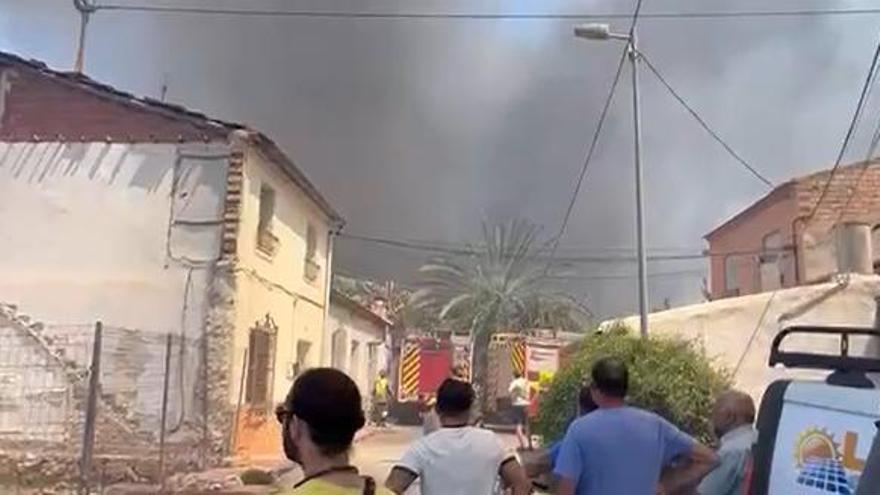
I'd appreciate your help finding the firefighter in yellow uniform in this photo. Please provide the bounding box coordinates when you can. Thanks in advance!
[372,370,392,427]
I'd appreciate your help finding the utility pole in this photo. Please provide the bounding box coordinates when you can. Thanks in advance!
[72,0,97,73]
[629,32,649,339]
[574,24,650,338]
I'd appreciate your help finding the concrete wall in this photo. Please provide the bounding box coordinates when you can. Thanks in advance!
[707,186,799,299]
[228,144,333,459]
[0,140,230,430]
[327,298,389,411]
[608,275,880,402]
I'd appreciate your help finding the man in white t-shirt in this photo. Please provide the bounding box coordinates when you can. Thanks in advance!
[385,378,532,495]
[508,371,532,451]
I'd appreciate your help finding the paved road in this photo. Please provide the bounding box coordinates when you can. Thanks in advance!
[352,426,422,483]
[350,425,525,494]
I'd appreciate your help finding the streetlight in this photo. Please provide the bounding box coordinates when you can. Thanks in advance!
[574,23,649,339]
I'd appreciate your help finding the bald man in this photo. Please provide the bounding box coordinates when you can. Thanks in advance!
[697,390,757,495]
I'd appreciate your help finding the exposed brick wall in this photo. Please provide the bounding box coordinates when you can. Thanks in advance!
[707,162,880,298]
[197,149,245,462]
[706,185,799,299]
[0,63,227,142]
[795,161,880,234]
[221,151,244,261]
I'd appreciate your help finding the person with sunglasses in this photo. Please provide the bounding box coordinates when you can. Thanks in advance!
[275,367,393,495]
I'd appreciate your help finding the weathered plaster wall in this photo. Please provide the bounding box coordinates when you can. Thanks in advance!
[327,300,389,410]
[0,140,230,432]
[228,144,332,459]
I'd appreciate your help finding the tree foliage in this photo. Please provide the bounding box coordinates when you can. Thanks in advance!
[332,276,440,331]
[412,219,588,335]
[411,219,591,407]
[534,326,731,444]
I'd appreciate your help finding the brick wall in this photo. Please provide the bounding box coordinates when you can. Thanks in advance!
[707,185,799,299]
[0,62,226,142]
[796,161,880,232]
[795,162,880,282]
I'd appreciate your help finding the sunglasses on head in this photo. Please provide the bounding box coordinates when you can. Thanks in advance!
[275,405,292,425]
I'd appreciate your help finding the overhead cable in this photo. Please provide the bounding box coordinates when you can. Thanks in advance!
[338,231,790,262]
[638,51,773,188]
[805,33,880,225]
[543,0,645,273]
[93,4,880,20]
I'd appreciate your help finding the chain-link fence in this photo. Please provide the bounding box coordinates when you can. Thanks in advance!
[0,318,206,493]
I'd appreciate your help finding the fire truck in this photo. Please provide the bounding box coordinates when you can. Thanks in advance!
[485,332,566,419]
[392,334,470,423]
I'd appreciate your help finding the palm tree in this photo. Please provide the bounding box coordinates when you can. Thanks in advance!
[412,220,588,408]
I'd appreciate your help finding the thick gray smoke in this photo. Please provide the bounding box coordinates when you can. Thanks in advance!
[3,0,879,317]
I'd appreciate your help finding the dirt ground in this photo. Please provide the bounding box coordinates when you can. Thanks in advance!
[1,426,524,494]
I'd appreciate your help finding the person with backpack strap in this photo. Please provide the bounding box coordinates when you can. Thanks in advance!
[276,367,393,495]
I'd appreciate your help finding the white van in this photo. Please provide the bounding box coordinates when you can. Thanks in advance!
[750,326,880,495]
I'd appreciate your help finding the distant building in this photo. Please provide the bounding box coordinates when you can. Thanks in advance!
[0,51,342,460]
[327,290,392,412]
[705,161,880,299]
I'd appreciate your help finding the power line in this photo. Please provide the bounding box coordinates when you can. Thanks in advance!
[549,269,704,281]
[732,290,777,378]
[338,231,791,262]
[805,32,880,226]
[638,51,773,188]
[835,110,880,226]
[92,3,880,20]
[544,0,645,272]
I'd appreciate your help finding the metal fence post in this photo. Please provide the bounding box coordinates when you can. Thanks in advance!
[79,321,102,494]
[229,349,248,453]
[158,332,173,490]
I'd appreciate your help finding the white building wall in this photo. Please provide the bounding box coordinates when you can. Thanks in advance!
[606,275,880,402]
[0,140,230,431]
[327,301,389,410]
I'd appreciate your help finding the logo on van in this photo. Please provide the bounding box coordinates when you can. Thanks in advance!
[794,427,866,494]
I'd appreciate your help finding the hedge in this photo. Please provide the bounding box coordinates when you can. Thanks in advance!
[534,326,731,444]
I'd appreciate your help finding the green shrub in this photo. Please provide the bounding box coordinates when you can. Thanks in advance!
[534,325,731,444]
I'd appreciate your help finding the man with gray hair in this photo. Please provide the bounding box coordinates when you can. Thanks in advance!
[698,390,757,495]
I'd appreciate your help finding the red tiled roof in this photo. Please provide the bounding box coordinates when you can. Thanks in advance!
[0,50,342,222]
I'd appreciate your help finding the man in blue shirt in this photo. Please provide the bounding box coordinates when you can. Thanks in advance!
[554,358,719,495]
[547,385,597,468]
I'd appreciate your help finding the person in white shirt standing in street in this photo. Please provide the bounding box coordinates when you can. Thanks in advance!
[508,370,533,451]
[385,378,532,495]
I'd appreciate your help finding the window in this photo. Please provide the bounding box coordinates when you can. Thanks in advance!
[245,315,277,408]
[306,223,318,260]
[762,231,783,263]
[294,340,312,377]
[350,340,361,383]
[256,183,278,256]
[331,329,347,370]
[761,230,785,290]
[724,256,739,296]
[304,223,321,282]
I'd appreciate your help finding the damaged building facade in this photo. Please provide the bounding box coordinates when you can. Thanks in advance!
[0,51,341,462]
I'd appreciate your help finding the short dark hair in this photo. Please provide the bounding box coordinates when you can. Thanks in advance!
[283,368,365,455]
[578,385,597,414]
[591,357,628,398]
[435,378,474,415]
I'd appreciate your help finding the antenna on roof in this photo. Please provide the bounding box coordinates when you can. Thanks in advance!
[160,73,169,102]
[72,0,97,73]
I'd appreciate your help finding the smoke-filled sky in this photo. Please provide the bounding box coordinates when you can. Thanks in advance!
[3,0,880,318]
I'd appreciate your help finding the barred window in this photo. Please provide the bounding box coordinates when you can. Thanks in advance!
[246,315,277,408]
